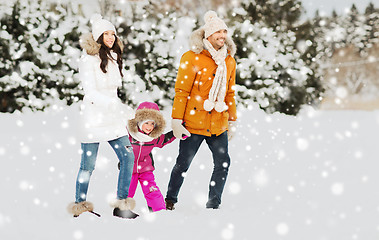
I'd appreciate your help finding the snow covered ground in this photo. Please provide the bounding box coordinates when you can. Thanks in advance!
[1,103,379,240]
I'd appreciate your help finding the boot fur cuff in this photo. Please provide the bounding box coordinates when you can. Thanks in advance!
[67,201,94,216]
[110,198,136,211]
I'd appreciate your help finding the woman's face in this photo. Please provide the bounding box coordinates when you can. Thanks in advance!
[103,30,116,48]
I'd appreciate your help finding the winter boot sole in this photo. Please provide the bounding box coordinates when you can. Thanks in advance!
[113,207,139,219]
[73,210,101,218]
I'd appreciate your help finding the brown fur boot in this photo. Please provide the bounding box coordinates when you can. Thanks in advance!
[67,201,100,217]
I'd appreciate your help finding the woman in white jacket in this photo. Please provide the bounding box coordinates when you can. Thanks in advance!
[67,14,138,219]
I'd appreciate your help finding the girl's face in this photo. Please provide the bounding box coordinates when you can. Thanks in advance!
[141,121,155,135]
[103,30,116,48]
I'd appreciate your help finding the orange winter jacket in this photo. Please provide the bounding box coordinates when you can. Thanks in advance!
[172,48,237,137]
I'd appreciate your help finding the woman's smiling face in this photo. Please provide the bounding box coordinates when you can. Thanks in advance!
[103,30,115,48]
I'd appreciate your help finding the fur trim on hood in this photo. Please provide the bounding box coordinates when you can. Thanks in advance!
[189,27,236,57]
[127,108,166,140]
[79,32,124,55]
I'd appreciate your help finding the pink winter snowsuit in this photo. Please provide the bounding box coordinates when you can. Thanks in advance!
[126,102,176,212]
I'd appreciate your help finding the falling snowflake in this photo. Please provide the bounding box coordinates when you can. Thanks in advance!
[253,169,269,187]
[221,224,234,240]
[276,222,289,236]
[228,181,241,194]
[73,230,84,240]
[331,182,344,196]
[296,138,309,151]
[0,147,5,156]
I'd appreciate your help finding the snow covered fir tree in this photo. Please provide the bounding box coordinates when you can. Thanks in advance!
[0,0,378,113]
[115,1,191,108]
[229,0,323,115]
[0,0,88,112]
[312,3,379,108]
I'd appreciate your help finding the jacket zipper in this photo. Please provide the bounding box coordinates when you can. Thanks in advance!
[136,142,143,173]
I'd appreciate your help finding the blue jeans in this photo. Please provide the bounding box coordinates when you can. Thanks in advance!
[166,131,231,208]
[75,136,134,203]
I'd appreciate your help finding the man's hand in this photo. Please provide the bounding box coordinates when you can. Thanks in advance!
[227,121,237,141]
[171,119,191,140]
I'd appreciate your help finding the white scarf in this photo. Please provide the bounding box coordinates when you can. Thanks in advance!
[128,129,154,143]
[202,39,228,112]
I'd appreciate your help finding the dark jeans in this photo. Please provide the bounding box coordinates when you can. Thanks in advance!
[166,131,230,208]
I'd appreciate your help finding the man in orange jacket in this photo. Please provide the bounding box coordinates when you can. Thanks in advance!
[165,10,237,210]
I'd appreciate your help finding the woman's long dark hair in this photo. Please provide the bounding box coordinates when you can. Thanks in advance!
[96,33,124,77]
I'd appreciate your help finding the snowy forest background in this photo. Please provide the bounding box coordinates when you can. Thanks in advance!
[0,0,378,116]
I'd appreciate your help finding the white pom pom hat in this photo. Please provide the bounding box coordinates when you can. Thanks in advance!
[203,11,228,38]
[90,14,116,41]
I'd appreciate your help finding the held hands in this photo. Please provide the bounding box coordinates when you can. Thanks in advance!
[171,119,191,140]
[227,121,237,141]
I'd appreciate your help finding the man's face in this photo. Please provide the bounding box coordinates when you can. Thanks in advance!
[207,29,227,50]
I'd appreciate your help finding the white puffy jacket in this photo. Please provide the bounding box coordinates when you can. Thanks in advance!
[78,33,134,143]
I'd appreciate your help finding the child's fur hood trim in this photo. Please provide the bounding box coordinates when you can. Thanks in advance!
[127,108,166,139]
[79,32,124,55]
[189,27,236,57]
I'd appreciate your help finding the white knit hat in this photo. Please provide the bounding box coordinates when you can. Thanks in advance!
[90,14,116,41]
[203,11,228,38]
[138,119,155,130]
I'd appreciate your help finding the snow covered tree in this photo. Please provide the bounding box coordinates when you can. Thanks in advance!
[364,3,379,47]
[322,4,378,55]
[229,0,323,115]
[1,0,375,114]
[98,0,116,19]
[294,10,326,108]
[344,5,367,52]
[115,1,194,109]
[318,3,379,105]
[237,0,304,32]
[39,3,87,107]
[0,0,54,113]
[0,0,87,113]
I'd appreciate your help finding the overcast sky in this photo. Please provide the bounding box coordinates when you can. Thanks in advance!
[302,0,377,17]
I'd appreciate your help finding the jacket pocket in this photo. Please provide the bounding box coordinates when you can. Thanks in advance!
[212,110,229,132]
[183,99,208,130]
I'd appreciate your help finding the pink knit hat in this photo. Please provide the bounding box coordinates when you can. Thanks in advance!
[137,102,160,111]
[136,102,160,130]
[203,11,228,38]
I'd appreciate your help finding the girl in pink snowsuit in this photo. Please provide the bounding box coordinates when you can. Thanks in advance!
[126,102,176,212]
